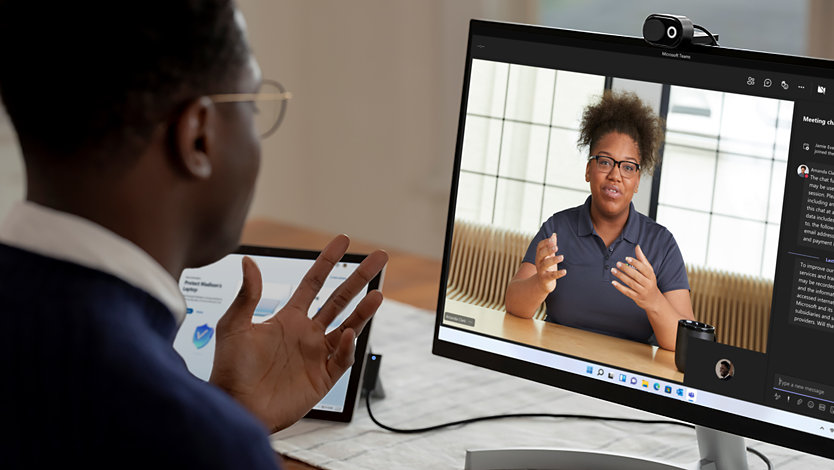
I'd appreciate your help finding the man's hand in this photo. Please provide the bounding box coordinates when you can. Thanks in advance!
[209,235,388,432]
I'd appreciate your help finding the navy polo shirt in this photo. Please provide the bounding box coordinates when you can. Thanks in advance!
[522,196,689,344]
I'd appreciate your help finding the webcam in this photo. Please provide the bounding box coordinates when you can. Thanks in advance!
[642,14,719,49]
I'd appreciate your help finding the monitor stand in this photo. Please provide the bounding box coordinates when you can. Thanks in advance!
[464,426,749,470]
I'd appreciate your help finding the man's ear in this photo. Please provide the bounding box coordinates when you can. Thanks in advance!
[171,96,216,180]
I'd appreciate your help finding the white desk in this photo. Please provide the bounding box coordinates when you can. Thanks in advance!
[271,299,827,469]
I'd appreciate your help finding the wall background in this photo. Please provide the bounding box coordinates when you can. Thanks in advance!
[0,0,824,260]
[237,0,535,258]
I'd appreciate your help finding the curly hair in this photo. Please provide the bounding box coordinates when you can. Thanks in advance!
[577,90,664,175]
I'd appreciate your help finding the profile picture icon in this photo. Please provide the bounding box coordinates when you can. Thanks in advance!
[715,359,734,380]
[798,164,810,178]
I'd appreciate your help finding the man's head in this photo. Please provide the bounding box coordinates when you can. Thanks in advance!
[719,360,731,377]
[0,1,264,273]
[0,1,251,166]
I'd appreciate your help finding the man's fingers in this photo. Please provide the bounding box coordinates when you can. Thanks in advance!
[313,250,388,327]
[284,235,350,314]
[326,328,357,383]
[324,289,383,352]
[217,256,262,332]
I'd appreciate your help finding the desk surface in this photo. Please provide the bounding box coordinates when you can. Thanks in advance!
[272,298,828,470]
[241,219,442,470]
[244,220,826,470]
[443,300,683,382]
[242,219,684,469]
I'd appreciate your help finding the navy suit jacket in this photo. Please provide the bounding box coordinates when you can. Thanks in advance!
[0,244,280,469]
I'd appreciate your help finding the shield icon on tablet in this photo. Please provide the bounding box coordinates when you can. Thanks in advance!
[192,324,214,349]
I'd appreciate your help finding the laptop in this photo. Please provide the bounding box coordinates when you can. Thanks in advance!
[173,244,382,422]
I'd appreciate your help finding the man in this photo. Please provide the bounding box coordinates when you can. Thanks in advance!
[0,1,387,467]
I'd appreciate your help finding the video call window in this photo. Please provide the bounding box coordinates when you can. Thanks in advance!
[458,59,793,283]
[438,21,834,461]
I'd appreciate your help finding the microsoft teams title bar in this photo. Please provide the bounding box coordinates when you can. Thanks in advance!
[471,34,832,104]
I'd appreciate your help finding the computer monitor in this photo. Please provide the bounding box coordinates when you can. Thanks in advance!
[433,18,834,468]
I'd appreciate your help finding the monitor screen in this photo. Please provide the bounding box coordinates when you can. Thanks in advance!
[433,19,834,461]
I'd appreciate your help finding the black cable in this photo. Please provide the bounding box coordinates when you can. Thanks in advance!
[365,394,692,433]
[365,395,772,469]
[693,24,720,46]
[746,446,774,470]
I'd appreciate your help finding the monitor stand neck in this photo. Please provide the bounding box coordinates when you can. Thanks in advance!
[464,426,749,470]
[694,426,750,470]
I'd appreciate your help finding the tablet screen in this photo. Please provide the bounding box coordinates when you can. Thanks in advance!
[173,245,381,422]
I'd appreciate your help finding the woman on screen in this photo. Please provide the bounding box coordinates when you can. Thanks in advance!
[505,90,694,351]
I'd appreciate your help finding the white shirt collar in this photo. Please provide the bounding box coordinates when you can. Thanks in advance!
[0,201,187,325]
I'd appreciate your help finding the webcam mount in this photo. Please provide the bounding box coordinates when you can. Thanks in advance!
[642,14,719,49]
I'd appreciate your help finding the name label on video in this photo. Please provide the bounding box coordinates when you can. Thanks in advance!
[444,312,476,327]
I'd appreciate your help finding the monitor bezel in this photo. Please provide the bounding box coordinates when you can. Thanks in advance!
[432,18,834,460]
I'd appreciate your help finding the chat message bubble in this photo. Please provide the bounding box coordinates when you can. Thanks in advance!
[797,164,834,249]
[789,258,834,332]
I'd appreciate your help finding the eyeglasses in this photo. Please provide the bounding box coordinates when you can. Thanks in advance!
[589,155,641,178]
[209,79,292,139]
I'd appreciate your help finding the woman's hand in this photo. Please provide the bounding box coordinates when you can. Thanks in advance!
[533,233,566,294]
[506,233,567,319]
[610,244,663,312]
[610,244,694,350]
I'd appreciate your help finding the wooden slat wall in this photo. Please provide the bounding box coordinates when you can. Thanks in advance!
[687,265,772,353]
[446,220,545,319]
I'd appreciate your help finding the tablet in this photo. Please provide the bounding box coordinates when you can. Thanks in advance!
[173,245,382,422]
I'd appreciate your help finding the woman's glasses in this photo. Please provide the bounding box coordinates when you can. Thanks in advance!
[589,155,641,178]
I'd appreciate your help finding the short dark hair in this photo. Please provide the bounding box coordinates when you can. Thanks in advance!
[0,1,250,167]
[578,90,665,175]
